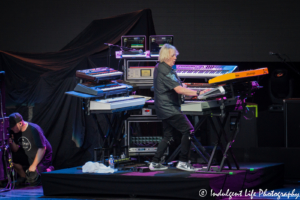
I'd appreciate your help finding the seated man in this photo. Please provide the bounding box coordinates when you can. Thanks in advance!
[8,112,53,184]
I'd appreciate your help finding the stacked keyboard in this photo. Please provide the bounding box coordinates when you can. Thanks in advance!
[71,67,146,111]
[76,67,123,82]
[181,99,238,112]
[176,65,238,79]
[74,81,131,96]
[90,96,145,110]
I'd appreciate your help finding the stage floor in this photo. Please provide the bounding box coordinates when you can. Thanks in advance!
[41,162,284,200]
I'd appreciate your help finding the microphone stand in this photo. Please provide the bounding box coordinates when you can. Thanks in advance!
[105,44,134,69]
[108,45,112,69]
[272,53,300,77]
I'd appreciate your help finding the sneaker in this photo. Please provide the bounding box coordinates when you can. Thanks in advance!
[176,161,200,172]
[149,162,168,171]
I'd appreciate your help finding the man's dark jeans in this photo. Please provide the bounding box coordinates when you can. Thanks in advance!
[152,114,194,163]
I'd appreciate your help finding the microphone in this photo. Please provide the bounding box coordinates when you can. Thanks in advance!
[269,51,278,55]
[269,51,286,62]
[121,46,134,51]
[104,43,114,46]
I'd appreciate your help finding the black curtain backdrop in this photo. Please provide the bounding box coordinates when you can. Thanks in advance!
[0,9,156,169]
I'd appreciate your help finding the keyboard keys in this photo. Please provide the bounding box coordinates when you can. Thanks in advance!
[176,65,237,78]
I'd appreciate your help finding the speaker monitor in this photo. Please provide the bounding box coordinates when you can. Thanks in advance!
[284,98,300,147]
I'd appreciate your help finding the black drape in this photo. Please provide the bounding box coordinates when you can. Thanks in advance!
[0,9,156,169]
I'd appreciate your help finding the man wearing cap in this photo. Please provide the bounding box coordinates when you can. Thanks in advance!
[8,112,52,184]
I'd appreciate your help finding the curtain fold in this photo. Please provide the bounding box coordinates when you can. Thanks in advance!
[0,9,156,169]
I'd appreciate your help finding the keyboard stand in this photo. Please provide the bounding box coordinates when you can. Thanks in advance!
[200,112,241,173]
[65,91,144,161]
[91,106,144,162]
[182,98,242,174]
[165,116,211,164]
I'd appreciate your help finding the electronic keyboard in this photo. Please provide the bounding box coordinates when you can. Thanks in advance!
[76,67,123,82]
[176,65,238,79]
[90,96,146,110]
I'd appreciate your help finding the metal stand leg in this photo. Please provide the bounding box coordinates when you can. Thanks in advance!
[109,111,130,150]
[165,137,210,164]
[199,110,242,174]
[201,115,231,172]
[92,114,105,145]
[165,117,211,164]
[190,134,211,162]
[217,111,241,172]
[165,144,181,163]
[93,111,131,159]
[102,113,116,149]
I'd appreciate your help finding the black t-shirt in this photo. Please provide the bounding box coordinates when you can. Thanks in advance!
[12,122,52,165]
[154,62,182,119]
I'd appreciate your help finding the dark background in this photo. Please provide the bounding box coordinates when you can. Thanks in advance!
[1,0,300,62]
[0,0,300,170]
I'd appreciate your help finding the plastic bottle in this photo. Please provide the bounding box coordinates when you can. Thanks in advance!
[109,155,114,169]
[121,152,125,159]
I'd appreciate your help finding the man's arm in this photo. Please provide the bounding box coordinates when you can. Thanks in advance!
[9,137,20,152]
[174,86,210,96]
[28,147,46,172]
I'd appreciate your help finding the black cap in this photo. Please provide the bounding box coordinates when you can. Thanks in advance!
[9,112,23,128]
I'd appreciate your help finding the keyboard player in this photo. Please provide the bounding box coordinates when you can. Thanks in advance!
[149,44,210,172]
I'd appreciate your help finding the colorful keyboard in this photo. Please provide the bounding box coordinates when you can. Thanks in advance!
[76,67,123,82]
[176,65,238,78]
[208,68,269,84]
[74,82,132,96]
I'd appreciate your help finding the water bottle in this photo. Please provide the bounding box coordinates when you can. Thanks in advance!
[108,155,114,169]
[121,152,125,159]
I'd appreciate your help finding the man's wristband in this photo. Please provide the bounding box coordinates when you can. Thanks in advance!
[196,90,200,96]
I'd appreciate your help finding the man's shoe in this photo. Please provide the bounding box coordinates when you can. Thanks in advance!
[176,161,200,172]
[149,162,168,171]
